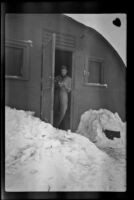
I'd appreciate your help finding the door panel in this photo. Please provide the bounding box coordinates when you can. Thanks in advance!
[71,51,86,131]
[41,33,56,124]
[71,51,102,131]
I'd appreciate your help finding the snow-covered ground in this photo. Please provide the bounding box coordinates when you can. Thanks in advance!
[5,107,126,191]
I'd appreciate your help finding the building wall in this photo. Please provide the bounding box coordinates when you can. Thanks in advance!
[5,14,126,127]
[5,14,83,116]
[75,28,126,123]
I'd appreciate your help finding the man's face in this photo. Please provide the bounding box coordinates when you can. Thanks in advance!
[61,68,67,76]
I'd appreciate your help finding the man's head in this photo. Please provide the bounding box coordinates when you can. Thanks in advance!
[61,65,68,77]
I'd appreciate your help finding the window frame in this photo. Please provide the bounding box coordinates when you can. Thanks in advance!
[83,56,107,87]
[5,39,31,80]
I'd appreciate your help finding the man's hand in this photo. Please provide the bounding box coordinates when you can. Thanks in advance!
[58,82,64,87]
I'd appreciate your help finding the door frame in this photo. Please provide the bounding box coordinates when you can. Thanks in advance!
[54,47,74,130]
[40,33,56,124]
[41,29,76,129]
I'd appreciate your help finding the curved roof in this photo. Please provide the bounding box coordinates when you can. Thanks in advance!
[62,14,126,67]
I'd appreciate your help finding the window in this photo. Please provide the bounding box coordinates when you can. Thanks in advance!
[5,46,23,76]
[5,40,31,80]
[84,57,107,87]
[88,60,102,84]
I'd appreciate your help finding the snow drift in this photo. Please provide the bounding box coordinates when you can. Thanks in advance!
[77,109,126,150]
[5,106,126,191]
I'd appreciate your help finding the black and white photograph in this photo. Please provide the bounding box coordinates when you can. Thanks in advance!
[1,1,127,198]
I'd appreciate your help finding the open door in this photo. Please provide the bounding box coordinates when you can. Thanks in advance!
[41,33,56,124]
[71,51,85,131]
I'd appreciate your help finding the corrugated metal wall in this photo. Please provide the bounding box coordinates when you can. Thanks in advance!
[5,14,126,131]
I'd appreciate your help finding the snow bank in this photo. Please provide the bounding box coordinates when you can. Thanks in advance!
[5,107,56,165]
[77,109,126,150]
[5,107,126,191]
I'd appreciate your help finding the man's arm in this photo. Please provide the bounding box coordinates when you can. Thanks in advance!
[63,77,72,93]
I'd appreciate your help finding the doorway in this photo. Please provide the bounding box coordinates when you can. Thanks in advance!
[53,49,72,130]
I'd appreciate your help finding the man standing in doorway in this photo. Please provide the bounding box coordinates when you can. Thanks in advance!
[54,65,72,128]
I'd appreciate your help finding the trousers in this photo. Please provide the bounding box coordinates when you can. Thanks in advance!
[54,89,68,128]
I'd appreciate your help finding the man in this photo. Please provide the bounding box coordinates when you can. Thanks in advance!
[54,65,72,128]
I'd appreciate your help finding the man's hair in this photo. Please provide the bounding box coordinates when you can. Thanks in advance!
[61,65,67,70]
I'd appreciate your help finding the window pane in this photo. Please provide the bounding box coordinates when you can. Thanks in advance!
[88,61,102,83]
[5,46,23,76]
